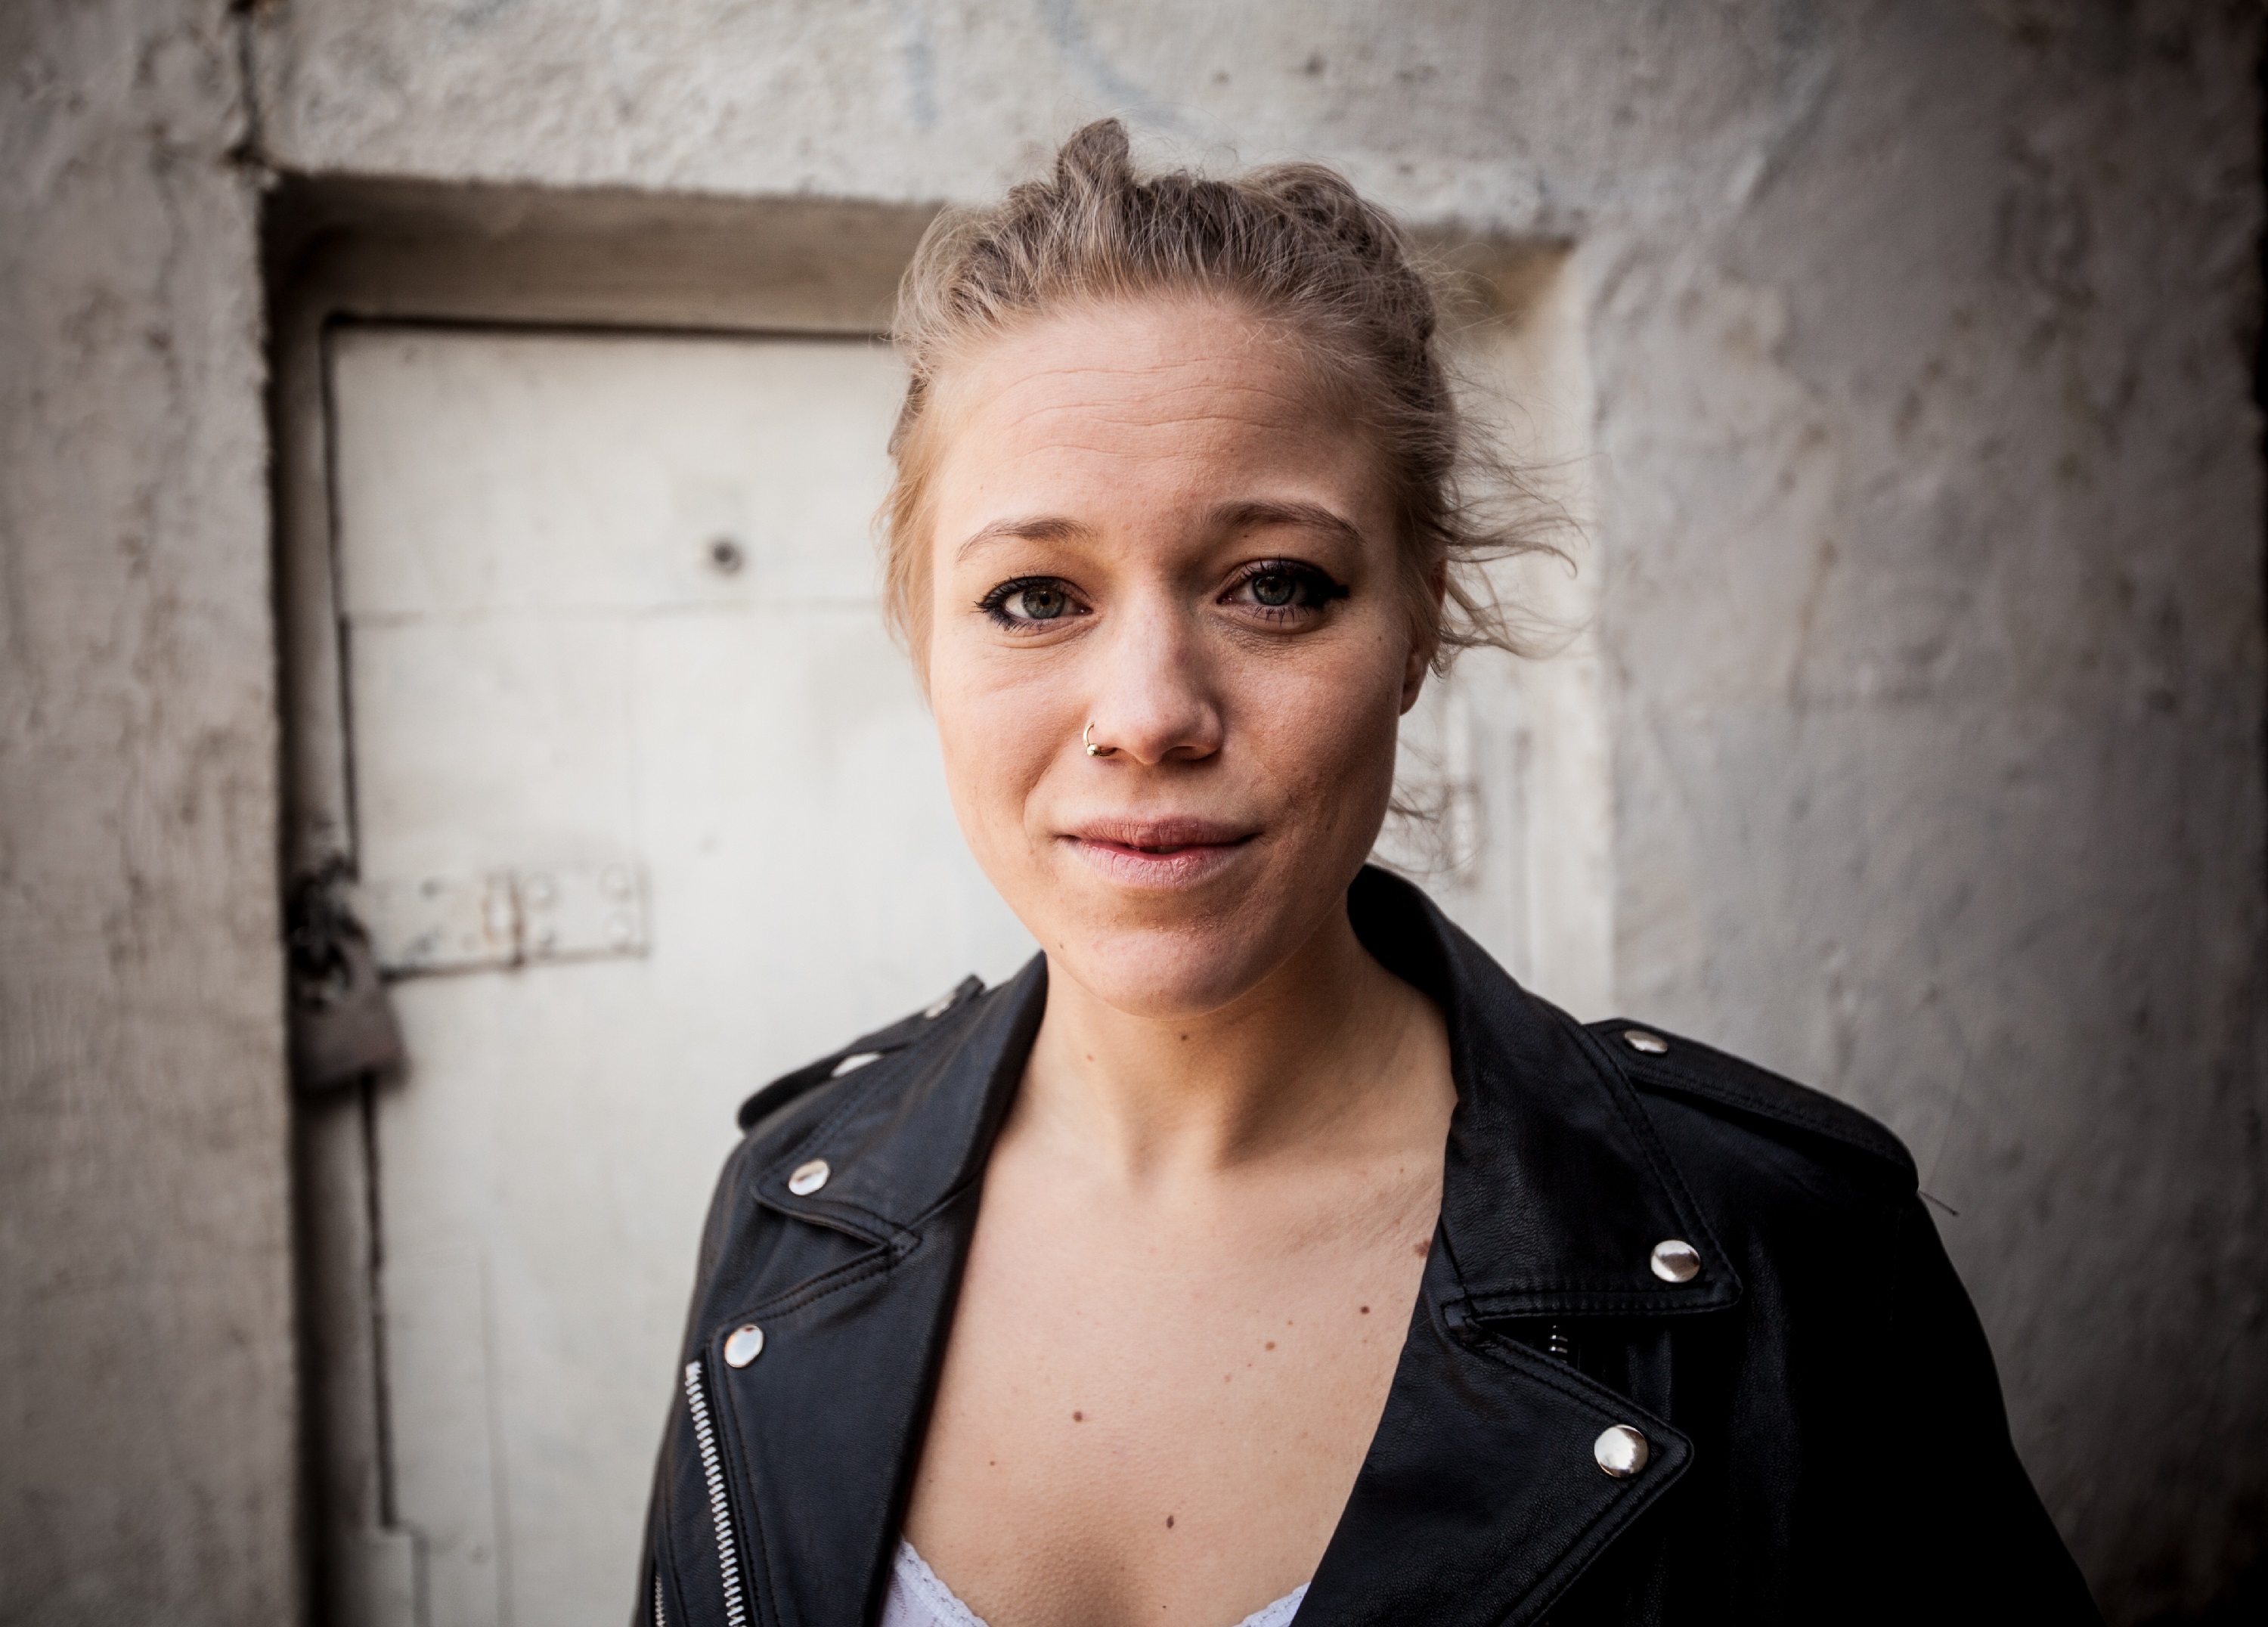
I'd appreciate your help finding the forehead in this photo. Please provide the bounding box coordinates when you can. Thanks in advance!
[926,296,1377,508]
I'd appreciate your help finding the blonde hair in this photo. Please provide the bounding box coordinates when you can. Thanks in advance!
[881,118,1554,669]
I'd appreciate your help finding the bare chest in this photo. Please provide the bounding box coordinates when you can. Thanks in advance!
[900,1161,1438,1627]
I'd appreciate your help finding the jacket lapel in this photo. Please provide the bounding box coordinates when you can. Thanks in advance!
[1349,866,1739,1323]
[1290,869,1733,1625]
[705,959,1046,1627]
[1293,1255,1692,1627]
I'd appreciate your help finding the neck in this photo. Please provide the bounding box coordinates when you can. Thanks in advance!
[1018,899,1445,1186]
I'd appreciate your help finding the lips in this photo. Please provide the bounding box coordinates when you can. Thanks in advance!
[1061,817,1257,886]
[1070,817,1253,854]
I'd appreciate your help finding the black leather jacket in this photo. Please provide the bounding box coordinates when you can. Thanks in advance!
[639,868,2100,1625]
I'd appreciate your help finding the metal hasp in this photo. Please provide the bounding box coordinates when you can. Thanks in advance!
[359,861,650,976]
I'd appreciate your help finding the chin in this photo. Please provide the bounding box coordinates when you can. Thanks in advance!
[1033,848,1342,1018]
[1047,916,1284,1018]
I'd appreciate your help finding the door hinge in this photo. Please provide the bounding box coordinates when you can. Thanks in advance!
[359,862,649,977]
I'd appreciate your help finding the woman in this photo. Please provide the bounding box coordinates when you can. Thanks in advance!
[640,122,2098,1627]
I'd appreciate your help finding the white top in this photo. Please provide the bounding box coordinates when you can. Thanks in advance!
[880,1540,1307,1627]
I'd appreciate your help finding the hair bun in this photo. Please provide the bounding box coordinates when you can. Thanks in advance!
[1053,118,1135,197]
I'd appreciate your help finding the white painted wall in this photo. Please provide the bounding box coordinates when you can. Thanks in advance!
[2,2,2260,1621]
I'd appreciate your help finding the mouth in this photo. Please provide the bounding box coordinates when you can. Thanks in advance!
[1062,819,1259,885]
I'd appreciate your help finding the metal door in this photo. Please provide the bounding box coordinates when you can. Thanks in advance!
[324,324,1036,1627]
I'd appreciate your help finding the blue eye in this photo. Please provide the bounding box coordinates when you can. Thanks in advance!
[979,575,1086,629]
[1010,584,1070,620]
[1227,560,1349,617]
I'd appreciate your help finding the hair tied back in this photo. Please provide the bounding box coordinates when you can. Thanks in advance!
[880,117,1566,673]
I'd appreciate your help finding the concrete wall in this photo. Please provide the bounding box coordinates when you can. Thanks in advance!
[0,2,296,1623]
[1,0,2260,1620]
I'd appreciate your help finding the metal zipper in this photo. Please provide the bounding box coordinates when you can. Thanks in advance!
[652,1571,667,1627]
[683,1359,750,1627]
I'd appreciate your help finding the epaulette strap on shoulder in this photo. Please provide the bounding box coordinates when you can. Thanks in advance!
[736,975,986,1132]
[1591,1018,1917,1186]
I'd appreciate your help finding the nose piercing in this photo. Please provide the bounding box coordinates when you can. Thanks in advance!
[1083,722,1116,758]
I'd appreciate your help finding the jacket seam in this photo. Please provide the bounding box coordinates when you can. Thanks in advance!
[757,1053,900,1171]
[1461,1289,1733,1315]
[762,1194,900,1241]
[717,1378,780,1627]
[650,1462,683,1627]
[1507,1464,1675,1627]
[731,1235,913,1324]
[1631,1055,1915,1175]
[1557,1010,1741,1286]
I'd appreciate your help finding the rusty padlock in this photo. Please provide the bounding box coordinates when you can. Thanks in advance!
[287,863,405,1093]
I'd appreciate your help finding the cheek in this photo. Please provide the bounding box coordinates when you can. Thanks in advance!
[1266,618,1408,745]
[925,636,1069,860]
[1234,625,1410,830]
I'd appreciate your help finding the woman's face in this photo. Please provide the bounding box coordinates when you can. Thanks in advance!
[923,296,1431,1018]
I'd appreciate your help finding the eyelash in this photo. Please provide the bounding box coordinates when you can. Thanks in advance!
[976,561,1350,632]
[1225,559,1351,621]
[978,576,1087,629]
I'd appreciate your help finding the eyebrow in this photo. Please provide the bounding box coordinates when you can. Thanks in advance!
[953,515,1098,562]
[950,499,1366,565]
[1209,499,1367,550]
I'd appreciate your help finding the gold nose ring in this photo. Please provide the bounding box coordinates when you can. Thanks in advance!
[1083,722,1115,758]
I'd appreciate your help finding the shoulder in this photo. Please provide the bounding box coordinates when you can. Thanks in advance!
[1584,1015,1918,1193]
[734,973,989,1135]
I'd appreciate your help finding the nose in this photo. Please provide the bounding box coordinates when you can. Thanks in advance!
[1085,592,1222,767]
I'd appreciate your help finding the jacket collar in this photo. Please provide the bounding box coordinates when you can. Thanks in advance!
[1349,867,1738,1317]
[748,956,1043,1248]
[731,866,1738,1627]
[760,866,1737,1317]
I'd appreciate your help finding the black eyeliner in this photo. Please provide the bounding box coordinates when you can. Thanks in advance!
[1226,559,1350,607]
[978,574,1083,629]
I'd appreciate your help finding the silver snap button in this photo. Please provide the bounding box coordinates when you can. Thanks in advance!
[787,1158,831,1196]
[723,1323,765,1368]
[829,1051,881,1079]
[1650,1239,1701,1283]
[1594,1424,1649,1478]
[1622,1029,1669,1055]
